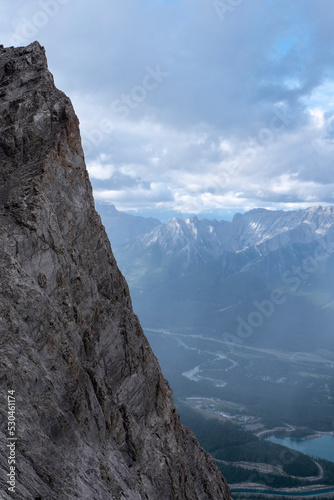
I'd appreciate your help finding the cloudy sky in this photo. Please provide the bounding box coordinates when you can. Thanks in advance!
[2,0,334,220]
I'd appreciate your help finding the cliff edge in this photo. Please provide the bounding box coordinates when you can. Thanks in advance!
[0,42,231,500]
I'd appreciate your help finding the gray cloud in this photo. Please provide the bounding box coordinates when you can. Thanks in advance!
[2,0,334,216]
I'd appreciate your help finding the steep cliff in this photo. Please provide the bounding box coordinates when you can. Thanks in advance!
[0,42,231,499]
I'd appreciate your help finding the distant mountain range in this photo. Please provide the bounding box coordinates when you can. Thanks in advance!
[113,205,334,276]
[96,203,160,248]
[98,205,334,353]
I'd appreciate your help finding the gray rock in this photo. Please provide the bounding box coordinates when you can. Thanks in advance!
[0,42,231,500]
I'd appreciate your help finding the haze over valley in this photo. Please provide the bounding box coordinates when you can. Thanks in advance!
[99,203,334,494]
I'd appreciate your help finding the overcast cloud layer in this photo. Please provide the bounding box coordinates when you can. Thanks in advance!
[2,0,334,219]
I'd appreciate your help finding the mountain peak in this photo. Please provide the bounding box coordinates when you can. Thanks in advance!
[0,44,231,499]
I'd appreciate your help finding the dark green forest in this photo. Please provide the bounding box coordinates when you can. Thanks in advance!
[178,405,334,488]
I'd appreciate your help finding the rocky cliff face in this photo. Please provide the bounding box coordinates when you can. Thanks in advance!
[0,42,231,500]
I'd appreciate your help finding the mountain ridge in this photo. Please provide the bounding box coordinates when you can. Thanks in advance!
[96,203,161,248]
[115,205,334,287]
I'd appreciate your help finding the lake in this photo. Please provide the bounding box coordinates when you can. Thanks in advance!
[266,434,334,463]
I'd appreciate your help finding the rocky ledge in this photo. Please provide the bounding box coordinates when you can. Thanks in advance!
[0,42,231,500]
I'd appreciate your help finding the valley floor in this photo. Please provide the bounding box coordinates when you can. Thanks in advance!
[216,459,324,481]
[231,485,334,499]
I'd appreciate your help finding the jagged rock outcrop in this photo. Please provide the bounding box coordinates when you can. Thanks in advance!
[0,42,231,500]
